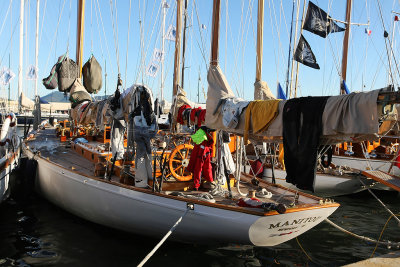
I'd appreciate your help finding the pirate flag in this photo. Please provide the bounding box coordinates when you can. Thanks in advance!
[294,35,320,69]
[303,1,345,38]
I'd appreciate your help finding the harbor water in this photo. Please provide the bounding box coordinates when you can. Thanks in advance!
[1,178,399,266]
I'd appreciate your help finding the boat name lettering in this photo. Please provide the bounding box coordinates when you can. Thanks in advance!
[268,216,322,229]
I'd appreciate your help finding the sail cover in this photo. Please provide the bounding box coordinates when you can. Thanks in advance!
[303,1,345,38]
[254,80,276,100]
[294,35,320,69]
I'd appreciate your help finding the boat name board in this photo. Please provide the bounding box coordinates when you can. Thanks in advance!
[268,216,322,230]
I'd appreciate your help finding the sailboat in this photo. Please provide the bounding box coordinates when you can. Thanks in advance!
[21,0,344,247]
[0,0,27,204]
[242,0,400,197]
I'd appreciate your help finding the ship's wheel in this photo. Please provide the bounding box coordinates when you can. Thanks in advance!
[169,143,194,181]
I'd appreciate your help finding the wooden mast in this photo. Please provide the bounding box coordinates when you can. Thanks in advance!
[181,0,188,90]
[210,0,221,66]
[255,0,264,83]
[76,0,86,78]
[172,0,183,97]
[340,0,352,94]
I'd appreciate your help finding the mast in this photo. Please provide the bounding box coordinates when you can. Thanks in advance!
[210,0,221,66]
[33,0,40,130]
[340,0,352,94]
[284,0,295,98]
[160,1,166,103]
[289,0,300,98]
[35,0,39,98]
[76,0,86,77]
[18,0,24,111]
[172,0,183,97]
[181,0,188,90]
[294,0,307,98]
[255,0,264,83]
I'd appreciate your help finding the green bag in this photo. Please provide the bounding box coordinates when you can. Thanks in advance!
[191,128,208,145]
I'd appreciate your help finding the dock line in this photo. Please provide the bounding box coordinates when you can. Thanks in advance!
[137,203,194,267]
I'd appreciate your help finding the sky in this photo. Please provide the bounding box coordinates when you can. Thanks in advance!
[0,0,400,103]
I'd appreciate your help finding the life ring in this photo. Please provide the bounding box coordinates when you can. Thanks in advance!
[0,115,11,146]
[169,143,194,181]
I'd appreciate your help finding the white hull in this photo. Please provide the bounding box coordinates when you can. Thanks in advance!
[332,155,399,175]
[262,168,374,197]
[26,149,337,246]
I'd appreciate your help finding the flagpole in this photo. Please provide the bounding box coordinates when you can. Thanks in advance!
[340,0,352,95]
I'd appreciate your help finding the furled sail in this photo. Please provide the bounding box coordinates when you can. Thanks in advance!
[254,80,276,100]
[303,1,345,38]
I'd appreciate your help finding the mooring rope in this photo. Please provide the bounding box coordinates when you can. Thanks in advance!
[325,218,400,247]
[358,177,400,226]
[137,204,193,267]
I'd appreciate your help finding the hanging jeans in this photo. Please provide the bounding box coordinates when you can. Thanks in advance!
[133,126,154,187]
[282,96,329,192]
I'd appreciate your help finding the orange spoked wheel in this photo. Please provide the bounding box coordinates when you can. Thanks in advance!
[169,144,194,181]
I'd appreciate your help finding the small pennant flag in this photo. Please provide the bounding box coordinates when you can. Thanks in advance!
[294,35,320,69]
[165,25,176,41]
[277,83,287,100]
[152,48,164,62]
[162,1,170,8]
[395,16,399,21]
[0,67,15,86]
[26,65,38,80]
[146,62,159,77]
[365,28,372,36]
[201,24,207,30]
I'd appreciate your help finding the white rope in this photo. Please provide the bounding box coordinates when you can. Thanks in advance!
[137,206,191,267]
[325,218,400,246]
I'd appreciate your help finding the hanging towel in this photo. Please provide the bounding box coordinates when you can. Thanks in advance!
[244,100,281,143]
[282,96,329,192]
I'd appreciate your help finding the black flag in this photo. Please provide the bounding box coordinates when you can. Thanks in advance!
[294,35,320,69]
[303,1,345,38]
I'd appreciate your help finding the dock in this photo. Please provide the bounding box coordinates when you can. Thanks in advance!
[343,251,400,266]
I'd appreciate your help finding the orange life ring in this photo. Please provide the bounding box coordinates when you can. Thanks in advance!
[169,143,194,181]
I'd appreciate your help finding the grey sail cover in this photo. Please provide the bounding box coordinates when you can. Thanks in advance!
[58,57,79,92]
[303,1,345,38]
[82,55,103,94]
[294,35,320,69]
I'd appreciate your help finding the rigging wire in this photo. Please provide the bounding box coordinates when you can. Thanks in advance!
[0,0,13,38]
[95,0,114,78]
[109,0,121,75]
[124,0,132,89]
[43,0,66,73]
